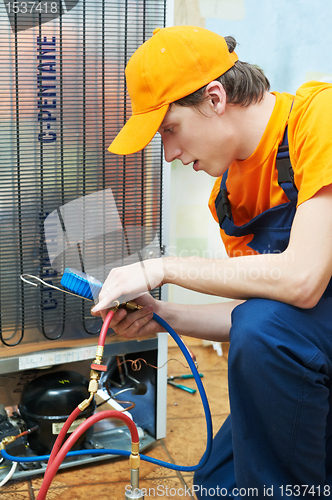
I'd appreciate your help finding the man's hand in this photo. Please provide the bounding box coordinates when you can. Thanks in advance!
[91,258,164,314]
[91,293,165,339]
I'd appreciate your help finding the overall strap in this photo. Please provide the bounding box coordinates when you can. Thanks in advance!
[215,169,231,226]
[276,125,297,203]
[215,124,297,229]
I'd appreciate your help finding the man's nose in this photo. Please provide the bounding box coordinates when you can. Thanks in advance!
[163,143,182,163]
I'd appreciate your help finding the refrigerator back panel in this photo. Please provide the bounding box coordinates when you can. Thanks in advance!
[0,0,165,349]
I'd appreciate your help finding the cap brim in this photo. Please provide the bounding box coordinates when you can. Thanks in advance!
[108,104,169,155]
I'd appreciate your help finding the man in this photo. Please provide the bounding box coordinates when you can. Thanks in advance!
[92,26,332,498]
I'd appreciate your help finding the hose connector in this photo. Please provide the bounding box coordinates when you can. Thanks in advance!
[88,366,101,394]
[129,441,140,470]
[0,435,16,450]
[86,345,106,397]
[78,393,94,412]
[123,301,142,311]
[124,441,144,499]
[79,308,116,413]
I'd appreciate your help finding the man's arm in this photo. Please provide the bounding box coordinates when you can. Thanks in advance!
[159,299,242,341]
[102,295,242,341]
[92,184,332,314]
[163,184,332,309]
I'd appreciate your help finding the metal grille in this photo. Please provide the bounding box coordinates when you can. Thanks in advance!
[0,0,166,348]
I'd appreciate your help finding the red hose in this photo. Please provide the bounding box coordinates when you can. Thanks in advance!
[37,410,138,500]
[44,309,115,476]
[37,308,119,498]
[98,309,115,347]
[45,406,82,474]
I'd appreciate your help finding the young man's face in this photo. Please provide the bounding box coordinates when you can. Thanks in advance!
[158,101,236,177]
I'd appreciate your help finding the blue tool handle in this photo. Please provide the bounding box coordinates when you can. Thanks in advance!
[177,384,196,394]
[180,373,204,379]
[168,380,196,393]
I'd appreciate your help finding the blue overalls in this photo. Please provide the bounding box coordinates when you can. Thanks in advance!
[193,128,332,499]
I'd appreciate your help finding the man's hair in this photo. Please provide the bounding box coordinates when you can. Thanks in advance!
[175,36,270,108]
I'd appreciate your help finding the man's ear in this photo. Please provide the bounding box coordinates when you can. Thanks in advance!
[205,81,227,115]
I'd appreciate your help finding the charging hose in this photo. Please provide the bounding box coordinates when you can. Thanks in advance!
[44,310,116,475]
[0,311,213,495]
[97,307,115,348]
[151,312,213,471]
[36,411,139,499]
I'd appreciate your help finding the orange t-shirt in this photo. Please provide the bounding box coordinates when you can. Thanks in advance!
[209,81,332,257]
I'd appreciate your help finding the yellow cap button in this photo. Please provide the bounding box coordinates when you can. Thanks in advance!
[153,27,161,35]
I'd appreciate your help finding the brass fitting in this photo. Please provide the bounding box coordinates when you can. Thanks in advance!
[129,441,140,470]
[0,435,17,450]
[95,345,104,360]
[88,363,99,390]
[125,443,143,499]
[79,308,118,414]
[78,393,94,412]
[86,345,105,396]
[123,301,143,311]
[131,442,140,455]
[130,454,140,469]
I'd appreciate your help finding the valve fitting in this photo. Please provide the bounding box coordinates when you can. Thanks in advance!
[0,435,17,450]
[78,393,94,412]
[124,441,144,499]
[123,302,143,311]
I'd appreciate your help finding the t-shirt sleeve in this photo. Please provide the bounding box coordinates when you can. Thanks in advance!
[292,87,332,206]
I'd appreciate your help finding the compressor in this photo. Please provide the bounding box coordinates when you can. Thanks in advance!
[18,370,95,455]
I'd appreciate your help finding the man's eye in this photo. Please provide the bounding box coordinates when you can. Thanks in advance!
[163,127,173,133]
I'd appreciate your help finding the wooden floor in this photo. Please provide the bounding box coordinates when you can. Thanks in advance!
[1,338,230,500]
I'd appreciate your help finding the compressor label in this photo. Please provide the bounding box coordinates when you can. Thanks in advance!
[52,417,86,435]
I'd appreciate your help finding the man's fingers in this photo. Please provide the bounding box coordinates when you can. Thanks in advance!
[112,306,153,337]
[91,303,155,338]
[110,308,127,326]
[91,295,117,314]
[90,307,101,317]
[120,310,155,338]
[91,306,127,322]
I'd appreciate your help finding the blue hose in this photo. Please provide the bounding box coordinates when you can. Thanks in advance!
[150,312,213,471]
[1,313,213,472]
[0,448,130,462]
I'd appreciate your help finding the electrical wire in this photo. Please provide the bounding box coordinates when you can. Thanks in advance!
[96,397,135,412]
[0,461,18,487]
[116,357,189,371]
[104,379,136,410]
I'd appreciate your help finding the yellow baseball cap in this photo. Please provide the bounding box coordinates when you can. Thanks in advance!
[109,26,238,156]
